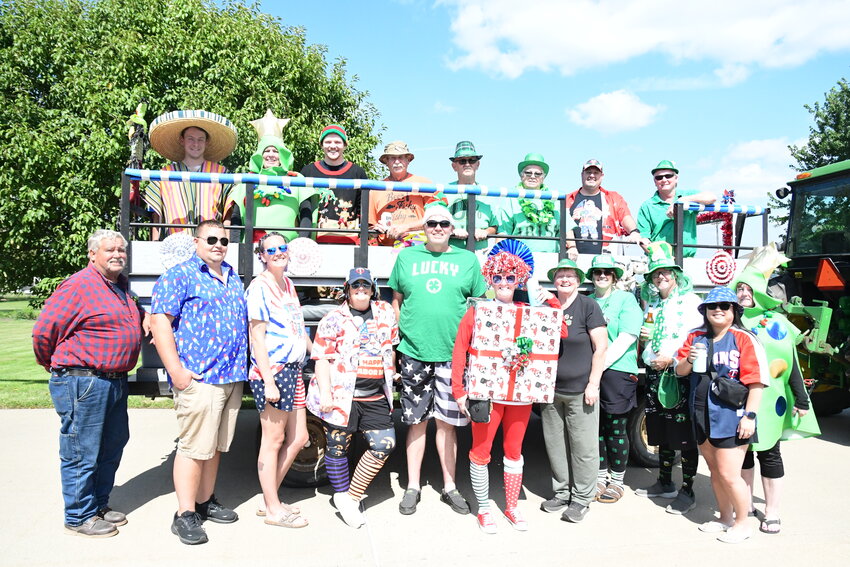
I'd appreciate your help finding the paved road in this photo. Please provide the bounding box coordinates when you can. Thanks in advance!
[3,407,849,566]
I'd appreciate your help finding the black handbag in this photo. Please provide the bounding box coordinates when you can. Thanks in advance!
[706,340,749,408]
[466,398,492,423]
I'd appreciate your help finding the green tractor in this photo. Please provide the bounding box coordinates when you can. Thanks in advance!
[773,159,850,415]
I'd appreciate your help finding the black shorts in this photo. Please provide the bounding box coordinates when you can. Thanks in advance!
[694,405,757,448]
[340,398,394,433]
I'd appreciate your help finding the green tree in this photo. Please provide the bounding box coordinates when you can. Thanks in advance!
[0,0,382,297]
[790,78,850,170]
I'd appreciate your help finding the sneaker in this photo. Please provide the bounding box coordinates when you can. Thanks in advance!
[540,496,570,513]
[196,494,238,524]
[333,492,364,528]
[171,511,208,545]
[561,501,589,523]
[477,511,498,534]
[399,488,421,515]
[504,508,528,531]
[440,488,470,515]
[666,490,696,515]
[97,506,127,526]
[64,516,118,538]
[634,480,677,499]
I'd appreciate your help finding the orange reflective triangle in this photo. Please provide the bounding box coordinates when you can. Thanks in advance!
[815,258,845,291]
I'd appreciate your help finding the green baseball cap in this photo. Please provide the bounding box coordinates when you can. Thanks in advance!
[651,159,679,174]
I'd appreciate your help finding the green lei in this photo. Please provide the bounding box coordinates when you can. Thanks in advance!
[519,198,555,227]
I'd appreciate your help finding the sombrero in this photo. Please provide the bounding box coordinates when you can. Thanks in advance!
[149,109,238,162]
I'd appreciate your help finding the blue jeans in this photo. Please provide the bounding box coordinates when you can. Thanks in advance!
[49,371,130,526]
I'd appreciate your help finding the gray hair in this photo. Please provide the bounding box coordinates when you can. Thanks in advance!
[87,229,127,253]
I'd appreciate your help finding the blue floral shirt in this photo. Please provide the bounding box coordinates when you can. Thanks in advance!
[151,254,248,385]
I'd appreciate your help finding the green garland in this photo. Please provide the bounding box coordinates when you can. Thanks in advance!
[519,198,555,227]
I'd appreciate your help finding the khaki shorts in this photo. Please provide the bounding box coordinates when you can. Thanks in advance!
[173,380,243,460]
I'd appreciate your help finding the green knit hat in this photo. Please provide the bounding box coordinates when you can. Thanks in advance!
[586,255,623,281]
[651,159,679,174]
[518,152,550,176]
[547,258,585,282]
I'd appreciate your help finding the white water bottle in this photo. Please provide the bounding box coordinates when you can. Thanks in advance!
[527,276,543,306]
[692,342,708,373]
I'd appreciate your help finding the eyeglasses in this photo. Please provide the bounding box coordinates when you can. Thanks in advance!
[556,273,580,280]
[492,275,517,284]
[652,269,673,280]
[350,281,372,290]
[522,171,544,178]
[265,245,288,255]
[454,158,479,166]
[205,236,229,246]
[654,173,676,181]
[593,269,615,276]
[705,302,734,311]
[425,220,451,229]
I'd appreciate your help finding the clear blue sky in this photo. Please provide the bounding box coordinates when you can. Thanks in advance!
[262,0,850,245]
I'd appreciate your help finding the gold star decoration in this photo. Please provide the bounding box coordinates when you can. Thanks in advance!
[250,109,290,140]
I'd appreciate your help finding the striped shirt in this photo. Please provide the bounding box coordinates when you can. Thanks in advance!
[33,264,144,372]
[245,270,308,380]
[143,161,234,235]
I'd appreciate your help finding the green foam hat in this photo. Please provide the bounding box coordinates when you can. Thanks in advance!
[547,258,585,282]
[517,152,550,176]
[587,255,624,281]
[651,160,679,174]
[250,135,294,173]
[645,241,682,275]
[730,266,782,311]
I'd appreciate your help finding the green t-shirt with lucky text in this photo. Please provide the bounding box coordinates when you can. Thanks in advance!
[388,245,487,361]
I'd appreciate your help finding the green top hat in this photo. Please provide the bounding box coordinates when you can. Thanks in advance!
[451,141,482,160]
[645,241,682,275]
[651,159,679,174]
[730,266,782,311]
[586,255,624,281]
[547,258,585,282]
[517,152,550,176]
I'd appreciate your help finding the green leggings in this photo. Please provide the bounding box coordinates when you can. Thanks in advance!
[598,412,629,474]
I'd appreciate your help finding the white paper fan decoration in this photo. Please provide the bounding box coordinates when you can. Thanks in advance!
[159,232,196,270]
[286,237,322,276]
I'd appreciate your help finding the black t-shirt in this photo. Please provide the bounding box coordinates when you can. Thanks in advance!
[300,160,367,243]
[570,192,604,254]
[556,294,607,393]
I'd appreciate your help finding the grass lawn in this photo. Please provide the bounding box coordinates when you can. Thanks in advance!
[0,316,172,409]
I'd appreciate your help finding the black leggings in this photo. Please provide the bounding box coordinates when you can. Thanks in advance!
[742,441,784,478]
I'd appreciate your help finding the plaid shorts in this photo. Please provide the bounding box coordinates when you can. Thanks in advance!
[399,353,469,426]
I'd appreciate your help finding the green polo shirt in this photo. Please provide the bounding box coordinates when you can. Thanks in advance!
[636,189,699,257]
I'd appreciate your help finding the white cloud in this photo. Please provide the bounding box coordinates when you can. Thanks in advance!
[696,138,804,202]
[433,101,457,113]
[567,90,663,133]
[443,0,850,79]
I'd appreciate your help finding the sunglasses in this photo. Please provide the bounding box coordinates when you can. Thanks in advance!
[593,269,615,276]
[705,302,734,311]
[425,220,451,229]
[350,281,372,290]
[522,171,544,178]
[492,274,517,284]
[205,236,229,246]
[454,157,479,166]
[654,173,676,181]
[265,245,288,255]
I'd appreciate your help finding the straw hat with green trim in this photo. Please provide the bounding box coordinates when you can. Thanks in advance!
[586,255,624,280]
[149,109,237,163]
[651,159,679,174]
[547,258,585,282]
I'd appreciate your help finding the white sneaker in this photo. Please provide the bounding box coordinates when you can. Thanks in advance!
[333,492,364,528]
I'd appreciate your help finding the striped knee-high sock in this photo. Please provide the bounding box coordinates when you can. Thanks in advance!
[348,451,386,501]
[470,462,489,512]
[325,454,350,493]
[504,457,523,510]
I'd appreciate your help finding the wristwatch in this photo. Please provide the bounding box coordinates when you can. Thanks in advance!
[742,411,757,420]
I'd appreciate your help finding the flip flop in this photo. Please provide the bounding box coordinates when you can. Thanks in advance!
[256,502,301,517]
[699,520,731,533]
[759,518,781,534]
[264,510,308,528]
[717,527,752,544]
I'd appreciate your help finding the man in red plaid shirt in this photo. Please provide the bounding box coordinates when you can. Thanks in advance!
[33,229,148,538]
